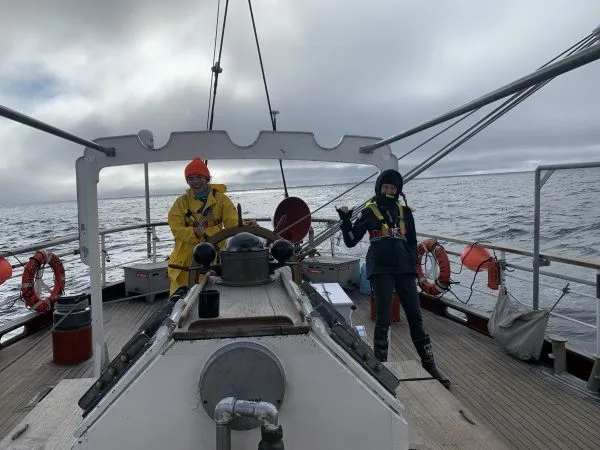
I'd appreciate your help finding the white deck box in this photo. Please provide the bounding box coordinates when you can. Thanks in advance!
[311,282,355,324]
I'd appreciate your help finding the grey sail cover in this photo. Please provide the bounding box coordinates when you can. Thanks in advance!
[487,286,549,360]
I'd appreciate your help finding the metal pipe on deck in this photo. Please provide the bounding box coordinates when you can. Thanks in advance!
[587,271,600,392]
[216,423,232,450]
[533,168,542,310]
[596,270,600,356]
[214,397,235,450]
[359,41,600,153]
[214,397,281,450]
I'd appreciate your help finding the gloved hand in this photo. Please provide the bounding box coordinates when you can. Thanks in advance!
[335,206,353,222]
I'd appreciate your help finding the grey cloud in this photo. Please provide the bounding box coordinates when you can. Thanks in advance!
[1,1,599,204]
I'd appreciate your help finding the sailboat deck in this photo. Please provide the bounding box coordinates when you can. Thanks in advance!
[1,291,599,448]
[0,298,165,441]
[348,291,600,450]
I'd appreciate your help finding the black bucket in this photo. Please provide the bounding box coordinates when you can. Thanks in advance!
[198,289,220,318]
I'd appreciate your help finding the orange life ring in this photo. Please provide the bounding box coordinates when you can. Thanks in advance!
[21,250,65,312]
[416,239,451,297]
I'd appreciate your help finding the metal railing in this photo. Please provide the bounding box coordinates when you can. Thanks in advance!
[418,231,600,327]
[532,161,600,365]
[0,218,337,305]
[2,213,598,356]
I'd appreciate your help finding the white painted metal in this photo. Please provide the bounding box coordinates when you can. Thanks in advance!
[311,282,355,323]
[73,334,409,450]
[85,130,397,171]
[76,155,106,376]
[75,130,397,377]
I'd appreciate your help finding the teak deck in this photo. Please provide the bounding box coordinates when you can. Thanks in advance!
[1,288,599,449]
[348,291,600,450]
[0,298,163,442]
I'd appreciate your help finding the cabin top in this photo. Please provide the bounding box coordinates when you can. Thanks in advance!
[174,269,309,340]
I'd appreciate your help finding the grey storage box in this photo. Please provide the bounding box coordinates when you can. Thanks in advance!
[301,256,360,289]
[123,261,169,303]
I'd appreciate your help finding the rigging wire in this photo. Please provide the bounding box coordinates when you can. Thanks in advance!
[248,0,275,131]
[399,32,595,165]
[403,33,597,181]
[405,81,549,181]
[397,111,478,163]
[300,33,598,253]
[247,0,289,197]
[205,0,222,131]
[207,0,230,133]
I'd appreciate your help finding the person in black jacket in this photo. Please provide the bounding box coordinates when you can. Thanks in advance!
[336,169,450,389]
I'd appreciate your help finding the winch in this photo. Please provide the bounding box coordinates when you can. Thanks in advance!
[219,232,272,286]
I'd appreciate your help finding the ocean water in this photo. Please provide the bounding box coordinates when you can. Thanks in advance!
[1,169,599,353]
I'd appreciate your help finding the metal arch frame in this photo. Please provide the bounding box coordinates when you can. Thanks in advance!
[75,130,397,377]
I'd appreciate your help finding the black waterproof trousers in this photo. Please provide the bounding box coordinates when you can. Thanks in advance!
[370,273,426,360]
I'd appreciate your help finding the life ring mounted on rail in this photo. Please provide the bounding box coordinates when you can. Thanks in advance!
[416,239,451,297]
[21,250,66,312]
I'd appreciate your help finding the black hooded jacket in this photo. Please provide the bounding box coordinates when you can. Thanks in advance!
[340,170,417,279]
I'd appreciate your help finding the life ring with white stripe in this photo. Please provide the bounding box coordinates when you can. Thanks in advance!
[416,239,451,297]
[21,250,65,312]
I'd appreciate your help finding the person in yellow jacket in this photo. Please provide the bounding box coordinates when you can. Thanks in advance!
[167,157,256,295]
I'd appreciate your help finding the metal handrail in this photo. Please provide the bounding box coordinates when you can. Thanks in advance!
[419,231,600,271]
[3,220,598,285]
[2,214,599,357]
[533,161,600,306]
[0,217,339,260]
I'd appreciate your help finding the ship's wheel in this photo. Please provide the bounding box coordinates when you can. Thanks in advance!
[206,224,282,249]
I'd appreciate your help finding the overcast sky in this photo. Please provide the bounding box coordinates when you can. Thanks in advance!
[1,0,599,204]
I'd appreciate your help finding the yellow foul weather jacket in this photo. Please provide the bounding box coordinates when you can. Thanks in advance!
[167,184,238,295]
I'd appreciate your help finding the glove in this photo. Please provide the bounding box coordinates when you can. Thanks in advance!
[335,206,353,222]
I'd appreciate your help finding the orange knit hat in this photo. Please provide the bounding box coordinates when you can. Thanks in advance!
[184,158,210,179]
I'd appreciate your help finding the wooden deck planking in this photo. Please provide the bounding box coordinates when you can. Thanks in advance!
[396,331,558,448]
[385,361,513,449]
[350,291,600,450]
[406,311,600,449]
[0,378,94,450]
[0,298,164,441]
[364,300,600,450]
[2,286,600,448]
[353,307,538,449]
